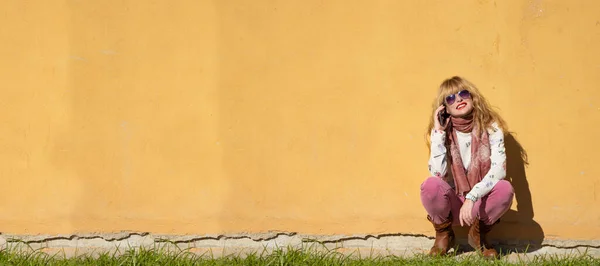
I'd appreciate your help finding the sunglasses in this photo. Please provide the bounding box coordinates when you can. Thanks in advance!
[445,90,471,105]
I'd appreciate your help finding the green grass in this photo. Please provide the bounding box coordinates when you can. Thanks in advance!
[0,244,597,265]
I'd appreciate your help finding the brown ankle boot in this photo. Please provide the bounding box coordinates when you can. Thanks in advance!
[468,219,499,258]
[427,215,455,256]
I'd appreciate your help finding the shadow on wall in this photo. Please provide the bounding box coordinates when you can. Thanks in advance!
[492,133,544,250]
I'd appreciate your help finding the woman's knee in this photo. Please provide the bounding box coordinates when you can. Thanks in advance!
[485,180,515,215]
[421,177,452,216]
[420,176,446,192]
[420,176,450,203]
[494,180,515,201]
[478,181,515,225]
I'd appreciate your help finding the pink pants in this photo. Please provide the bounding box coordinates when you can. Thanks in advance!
[420,176,514,226]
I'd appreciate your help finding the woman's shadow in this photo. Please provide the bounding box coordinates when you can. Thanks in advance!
[454,133,544,254]
[492,133,544,252]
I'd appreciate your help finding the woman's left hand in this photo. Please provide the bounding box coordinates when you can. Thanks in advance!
[459,199,475,226]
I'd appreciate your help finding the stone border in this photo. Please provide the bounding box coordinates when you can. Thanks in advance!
[1,232,599,259]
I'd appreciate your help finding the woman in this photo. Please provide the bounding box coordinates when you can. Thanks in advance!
[421,76,514,258]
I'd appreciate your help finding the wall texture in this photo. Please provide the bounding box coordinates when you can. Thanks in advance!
[0,0,599,241]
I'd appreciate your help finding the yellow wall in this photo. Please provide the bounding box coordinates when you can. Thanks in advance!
[1,0,599,240]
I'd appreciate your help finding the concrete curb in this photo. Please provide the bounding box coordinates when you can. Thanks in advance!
[1,232,599,259]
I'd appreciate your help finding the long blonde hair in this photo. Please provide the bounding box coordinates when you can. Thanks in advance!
[425,76,508,147]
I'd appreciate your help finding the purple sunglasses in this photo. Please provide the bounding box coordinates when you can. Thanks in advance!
[445,90,471,105]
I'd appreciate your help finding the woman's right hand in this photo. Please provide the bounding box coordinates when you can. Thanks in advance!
[433,105,449,131]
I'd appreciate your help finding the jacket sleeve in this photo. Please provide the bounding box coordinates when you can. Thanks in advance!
[428,129,448,178]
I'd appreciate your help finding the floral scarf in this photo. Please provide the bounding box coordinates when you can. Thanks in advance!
[447,116,491,196]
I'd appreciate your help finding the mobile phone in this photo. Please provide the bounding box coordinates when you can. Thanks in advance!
[438,107,449,125]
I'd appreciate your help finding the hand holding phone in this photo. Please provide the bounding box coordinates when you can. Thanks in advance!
[434,105,449,130]
[438,108,448,125]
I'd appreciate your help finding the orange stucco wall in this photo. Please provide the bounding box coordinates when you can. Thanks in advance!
[1,0,599,240]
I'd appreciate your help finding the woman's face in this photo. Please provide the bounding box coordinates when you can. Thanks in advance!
[444,90,474,117]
